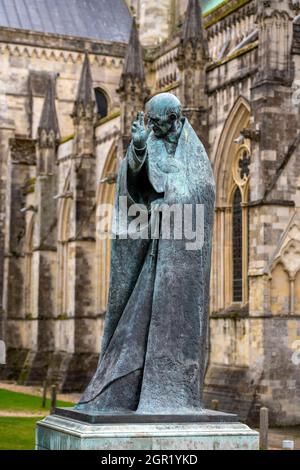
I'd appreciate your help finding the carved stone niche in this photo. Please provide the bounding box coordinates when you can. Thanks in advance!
[272,222,300,277]
[280,240,300,279]
[269,221,300,315]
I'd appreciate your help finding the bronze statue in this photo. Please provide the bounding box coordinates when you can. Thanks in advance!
[76,93,215,415]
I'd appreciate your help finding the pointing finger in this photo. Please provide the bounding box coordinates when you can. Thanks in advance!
[139,111,145,126]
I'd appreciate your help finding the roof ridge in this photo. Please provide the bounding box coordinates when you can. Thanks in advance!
[0,0,132,42]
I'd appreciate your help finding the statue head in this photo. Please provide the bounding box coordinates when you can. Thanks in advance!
[146,93,182,138]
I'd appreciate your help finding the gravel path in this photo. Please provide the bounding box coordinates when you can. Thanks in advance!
[0,381,80,403]
[0,411,48,417]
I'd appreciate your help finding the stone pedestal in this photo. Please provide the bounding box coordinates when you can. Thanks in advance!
[36,408,259,450]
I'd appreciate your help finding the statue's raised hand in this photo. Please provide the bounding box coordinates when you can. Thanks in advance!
[132,112,151,150]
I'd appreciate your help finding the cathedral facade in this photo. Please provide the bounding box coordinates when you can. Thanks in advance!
[0,0,300,425]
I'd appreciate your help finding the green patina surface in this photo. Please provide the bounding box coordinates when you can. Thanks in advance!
[36,416,259,450]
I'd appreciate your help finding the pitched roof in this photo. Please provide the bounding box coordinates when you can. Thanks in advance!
[0,0,132,42]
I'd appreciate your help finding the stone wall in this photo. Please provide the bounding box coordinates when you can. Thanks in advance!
[0,28,125,389]
[1,0,300,425]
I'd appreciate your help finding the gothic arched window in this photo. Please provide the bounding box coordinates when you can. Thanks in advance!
[94,88,108,118]
[212,97,251,314]
[95,143,117,318]
[232,187,243,302]
[230,143,251,304]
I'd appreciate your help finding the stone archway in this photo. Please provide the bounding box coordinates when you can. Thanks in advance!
[212,96,251,312]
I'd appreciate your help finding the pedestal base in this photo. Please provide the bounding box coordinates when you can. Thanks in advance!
[36,409,259,450]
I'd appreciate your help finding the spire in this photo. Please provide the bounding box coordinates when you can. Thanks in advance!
[38,78,59,137]
[120,17,145,83]
[73,53,94,119]
[176,0,209,147]
[177,0,208,64]
[118,17,149,155]
[181,0,207,49]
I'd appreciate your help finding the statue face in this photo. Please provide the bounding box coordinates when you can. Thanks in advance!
[147,112,177,138]
[146,93,182,138]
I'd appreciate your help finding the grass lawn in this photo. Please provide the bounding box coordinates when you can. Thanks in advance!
[0,388,75,450]
[0,388,74,412]
[0,417,39,450]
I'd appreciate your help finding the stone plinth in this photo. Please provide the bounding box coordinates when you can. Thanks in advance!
[36,408,259,450]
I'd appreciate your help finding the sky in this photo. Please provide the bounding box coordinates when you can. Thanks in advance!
[201,0,225,13]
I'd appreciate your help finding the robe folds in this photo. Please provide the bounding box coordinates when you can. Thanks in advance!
[77,118,216,414]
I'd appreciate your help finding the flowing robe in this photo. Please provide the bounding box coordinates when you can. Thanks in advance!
[77,118,215,414]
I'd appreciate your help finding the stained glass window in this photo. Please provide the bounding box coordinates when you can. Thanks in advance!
[232,187,243,302]
[95,88,108,118]
[238,149,251,180]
